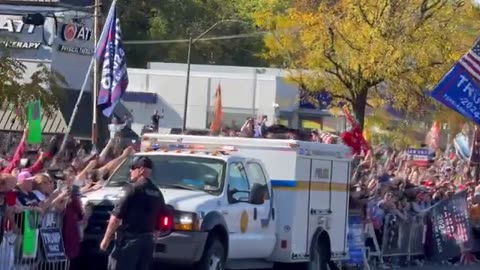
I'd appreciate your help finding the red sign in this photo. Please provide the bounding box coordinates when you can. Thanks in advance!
[62,24,76,41]
[61,23,92,42]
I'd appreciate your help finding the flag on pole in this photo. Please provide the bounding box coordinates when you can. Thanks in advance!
[470,126,480,166]
[27,100,42,144]
[209,84,223,133]
[96,1,128,117]
[458,37,480,82]
[341,105,370,155]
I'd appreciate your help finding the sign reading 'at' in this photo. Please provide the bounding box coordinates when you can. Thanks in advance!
[61,23,92,42]
[0,17,36,34]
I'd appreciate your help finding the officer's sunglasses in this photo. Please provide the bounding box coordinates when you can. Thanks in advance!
[130,165,141,171]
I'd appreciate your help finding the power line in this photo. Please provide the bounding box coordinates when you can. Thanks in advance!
[123,31,269,45]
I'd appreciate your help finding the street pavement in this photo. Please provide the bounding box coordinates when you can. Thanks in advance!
[381,265,479,270]
[78,254,479,270]
[156,262,480,270]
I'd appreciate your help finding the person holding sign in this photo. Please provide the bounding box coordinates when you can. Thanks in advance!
[100,156,165,270]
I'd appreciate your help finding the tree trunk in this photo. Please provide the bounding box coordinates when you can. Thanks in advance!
[351,88,368,131]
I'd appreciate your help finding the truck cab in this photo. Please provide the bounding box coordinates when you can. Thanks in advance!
[81,134,352,270]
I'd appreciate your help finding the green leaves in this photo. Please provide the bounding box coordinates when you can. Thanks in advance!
[116,0,267,67]
[257,0,480,128]
[0,57,65,125]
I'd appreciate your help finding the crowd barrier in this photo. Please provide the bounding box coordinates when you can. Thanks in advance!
[380,214,425,260]
[0,209,70,270]
[346,192,480,269]
[357,212,427,269]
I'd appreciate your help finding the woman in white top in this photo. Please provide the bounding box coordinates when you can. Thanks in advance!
[108,117,127,139]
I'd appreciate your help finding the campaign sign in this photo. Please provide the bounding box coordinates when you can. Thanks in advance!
[430,63,480,125]
[406,148,431,166]
[39,227,66,262]
[344,215,365,267]
[429,191,473,260]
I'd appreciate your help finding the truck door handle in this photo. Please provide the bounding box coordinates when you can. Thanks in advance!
[253,208,257,220]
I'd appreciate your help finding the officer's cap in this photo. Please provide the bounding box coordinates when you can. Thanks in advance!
[131,156,153,170]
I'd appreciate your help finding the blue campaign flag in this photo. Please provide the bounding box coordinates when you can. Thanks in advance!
[96,1,128,117]
[430,63,480,125]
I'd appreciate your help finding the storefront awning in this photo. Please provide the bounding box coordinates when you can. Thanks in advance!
[0,108,67,134]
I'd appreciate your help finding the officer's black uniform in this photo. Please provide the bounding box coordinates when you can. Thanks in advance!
[108,157,165,270]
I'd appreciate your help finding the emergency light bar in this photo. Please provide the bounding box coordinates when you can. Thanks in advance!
[141,139,238,153]
[141,133,301,151]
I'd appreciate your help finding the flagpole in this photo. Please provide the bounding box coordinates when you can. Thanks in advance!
[59,0,117,154]
[92,0,101,147]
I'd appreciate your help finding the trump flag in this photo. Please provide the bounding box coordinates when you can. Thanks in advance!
[96,1,128,117]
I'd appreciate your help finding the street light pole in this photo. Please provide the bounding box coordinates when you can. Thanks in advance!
[181,20,251,131]
[182,35,193,131]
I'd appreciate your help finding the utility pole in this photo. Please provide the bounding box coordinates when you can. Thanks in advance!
[182,35,192,131]
[181,20,250,131]
[92,0,102,146]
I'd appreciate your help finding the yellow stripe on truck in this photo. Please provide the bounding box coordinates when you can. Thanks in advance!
[271,180,348,192]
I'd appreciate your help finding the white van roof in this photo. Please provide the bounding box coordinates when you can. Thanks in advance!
[142,134,352,159]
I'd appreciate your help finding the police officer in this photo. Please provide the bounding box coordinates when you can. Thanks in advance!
[100,156,165,270]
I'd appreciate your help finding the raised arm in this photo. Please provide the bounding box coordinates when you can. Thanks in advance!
[3,128,28,174]
[99,138,115,164]
[98,146,134,177]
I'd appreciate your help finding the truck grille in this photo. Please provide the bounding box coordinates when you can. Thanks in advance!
[84,201,114,237]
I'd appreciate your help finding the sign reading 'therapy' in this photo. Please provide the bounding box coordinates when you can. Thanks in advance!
[431,63,480,125]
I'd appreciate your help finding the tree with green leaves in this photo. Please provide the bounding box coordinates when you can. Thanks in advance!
[115,0,269,67]
[0,56,65,123]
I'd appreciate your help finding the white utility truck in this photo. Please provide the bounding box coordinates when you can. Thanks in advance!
[81,134,352,270]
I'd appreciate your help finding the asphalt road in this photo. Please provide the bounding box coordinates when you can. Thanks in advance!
[76,254,480,270]
[104,264,480,270]
[394,265,479,270]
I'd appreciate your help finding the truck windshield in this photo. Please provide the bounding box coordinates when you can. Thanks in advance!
[106,155,226,193]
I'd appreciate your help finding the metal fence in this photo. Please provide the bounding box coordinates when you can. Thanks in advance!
[380,213,426,260]
[0,209,70,270]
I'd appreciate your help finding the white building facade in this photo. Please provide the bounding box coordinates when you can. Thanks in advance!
[124,63,347,134]
[0,3,94,90]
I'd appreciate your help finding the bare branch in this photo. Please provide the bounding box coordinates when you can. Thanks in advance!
[331,26,363,52]
[357,0,375,27]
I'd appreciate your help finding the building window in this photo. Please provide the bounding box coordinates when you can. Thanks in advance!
[299,115,345,133]
[277,118,290,126]
[301,119,322,131]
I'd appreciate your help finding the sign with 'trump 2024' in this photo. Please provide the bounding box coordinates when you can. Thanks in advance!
[431,63,480,125]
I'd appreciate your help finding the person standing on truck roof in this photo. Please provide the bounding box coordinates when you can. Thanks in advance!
[100,156,165,270]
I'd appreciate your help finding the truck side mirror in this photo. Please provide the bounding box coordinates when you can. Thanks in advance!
[249,183,268,205]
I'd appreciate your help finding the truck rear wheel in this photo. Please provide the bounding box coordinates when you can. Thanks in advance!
[308,241,330,270]
[196,235,226,270]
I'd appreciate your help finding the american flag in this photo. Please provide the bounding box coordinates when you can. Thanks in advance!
[459,38,480,82]
[320,132,337,144]
[95,1,128,117]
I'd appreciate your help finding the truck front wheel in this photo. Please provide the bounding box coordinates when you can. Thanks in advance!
[196,235,226,270]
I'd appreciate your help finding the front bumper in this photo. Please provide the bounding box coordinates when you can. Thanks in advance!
[153,231,208,265]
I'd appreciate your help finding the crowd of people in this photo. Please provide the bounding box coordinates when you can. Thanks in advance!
[1,117,480,269]
[349,146,480,266]
[0,126,135,270]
